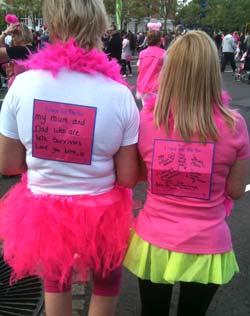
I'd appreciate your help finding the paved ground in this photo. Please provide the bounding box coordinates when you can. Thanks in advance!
[0,56,249,316]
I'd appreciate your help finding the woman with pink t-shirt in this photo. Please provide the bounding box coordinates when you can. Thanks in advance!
[124,31,250,315]
[136,25,165,106]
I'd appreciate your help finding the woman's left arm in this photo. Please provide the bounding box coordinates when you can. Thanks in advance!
[0,134,27,175]
[114,144,139,188]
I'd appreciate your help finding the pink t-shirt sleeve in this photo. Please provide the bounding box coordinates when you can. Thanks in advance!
[234,112,250,160]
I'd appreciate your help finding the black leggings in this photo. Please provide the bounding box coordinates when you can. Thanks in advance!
[138,279,219,316]
[121,59,132,75]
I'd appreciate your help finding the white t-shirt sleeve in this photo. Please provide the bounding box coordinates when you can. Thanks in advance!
[0,88,19,139]
[121,90,140,147]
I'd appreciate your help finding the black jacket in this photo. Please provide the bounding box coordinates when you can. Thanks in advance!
[106,33,122,62]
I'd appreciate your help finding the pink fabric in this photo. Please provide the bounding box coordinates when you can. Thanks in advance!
[23,38,128,87]
[92,266,122,296]
[0,179,133,288]
[136,95,250,254]
[44,266,122,296]
[44,276,72,293]
[136,46,165,94]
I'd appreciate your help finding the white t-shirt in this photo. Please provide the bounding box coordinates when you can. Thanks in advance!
[0,69,139,195]
[121,38,131,60]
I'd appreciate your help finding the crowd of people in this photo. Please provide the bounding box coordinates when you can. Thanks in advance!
[103,25,250,84]
[0,1,249,316]
[2,15,249,89]
[0,14,50,88]
[219,30,250,83]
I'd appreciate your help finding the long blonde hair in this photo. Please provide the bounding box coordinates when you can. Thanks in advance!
[154,30,235,142]
[43,0,108,50]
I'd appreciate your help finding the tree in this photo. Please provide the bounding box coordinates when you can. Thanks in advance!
[159,0,177,32]
[177,0,250,32]
[104,0,178,30]
[0,0,42,29]
[104,0,116,16]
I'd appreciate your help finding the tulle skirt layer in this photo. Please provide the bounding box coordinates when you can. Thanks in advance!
[124,232,239,285]
[0,180,133,287]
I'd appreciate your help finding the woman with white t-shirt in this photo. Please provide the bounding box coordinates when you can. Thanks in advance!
[0,1,139,316]
[121,32,132,77]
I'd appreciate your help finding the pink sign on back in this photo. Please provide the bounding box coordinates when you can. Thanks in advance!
[32,99,97,164]
[151,139,215,200]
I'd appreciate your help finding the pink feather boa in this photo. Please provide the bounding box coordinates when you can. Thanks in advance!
[23,39,128,87]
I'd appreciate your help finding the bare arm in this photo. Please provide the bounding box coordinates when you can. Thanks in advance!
[0,24,16,59]
[226,159,249,199]
[138,155,147,182]
[114,144,139,188]
[0,47,9,60]
[0,134,27,175]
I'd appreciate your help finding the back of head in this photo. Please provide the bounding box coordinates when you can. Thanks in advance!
[154,31,232,142]
[175,24,185,36]
[12,24,33,45]
[147,30,161,46]
[43,0,108,50]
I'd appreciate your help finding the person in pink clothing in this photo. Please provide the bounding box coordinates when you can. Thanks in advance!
[136,25,165,106]
[0,1,139,316]
[124,31,250,316]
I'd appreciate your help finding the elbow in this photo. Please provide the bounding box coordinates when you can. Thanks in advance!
[227,188,246,200]
[0,164,9,175]
[116,174,139,189]
[117,178,138,189]
[0,163,27,176]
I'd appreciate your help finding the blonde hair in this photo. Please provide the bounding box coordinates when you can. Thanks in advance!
[43,0,108,50]
[12,24,33,44]
[154,30,235,142]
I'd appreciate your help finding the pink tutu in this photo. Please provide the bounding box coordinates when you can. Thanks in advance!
[0,178,133,288]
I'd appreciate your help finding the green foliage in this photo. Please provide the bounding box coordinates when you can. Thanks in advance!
[177,0,250,32]
[104,0,116,16]
[0,0,42,29]
[104,0,178,29]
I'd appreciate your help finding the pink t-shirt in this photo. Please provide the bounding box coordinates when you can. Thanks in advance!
[136,101,250,254]
[136,46,165,94]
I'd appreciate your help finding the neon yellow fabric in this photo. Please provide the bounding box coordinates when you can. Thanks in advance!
[124,232,239,285]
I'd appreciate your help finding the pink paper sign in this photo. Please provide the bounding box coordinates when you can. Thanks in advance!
[32,99,97,164]
[151,140,215,199]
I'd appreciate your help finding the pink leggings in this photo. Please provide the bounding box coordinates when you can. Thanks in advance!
[44,267,122,297]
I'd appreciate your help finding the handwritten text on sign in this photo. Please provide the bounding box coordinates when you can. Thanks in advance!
[151,140,215,199]
[32,99,97,164]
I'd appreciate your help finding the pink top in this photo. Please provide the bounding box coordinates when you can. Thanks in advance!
[136,46,165,94]
[136,98,250,254]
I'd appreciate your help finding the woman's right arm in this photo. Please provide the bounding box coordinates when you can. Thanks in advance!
[0,134,27,175]
[226,159,250,199]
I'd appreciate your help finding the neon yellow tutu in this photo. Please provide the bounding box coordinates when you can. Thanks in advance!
[123,232,239,285]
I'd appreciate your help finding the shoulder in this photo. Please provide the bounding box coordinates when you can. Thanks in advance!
[139,47,149,56]
[218,109,249,141]
[232,111,248,132]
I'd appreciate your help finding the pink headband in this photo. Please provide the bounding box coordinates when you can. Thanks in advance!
[147,22,162,31]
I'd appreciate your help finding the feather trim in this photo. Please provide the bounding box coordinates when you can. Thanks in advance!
[23,39,128,86]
